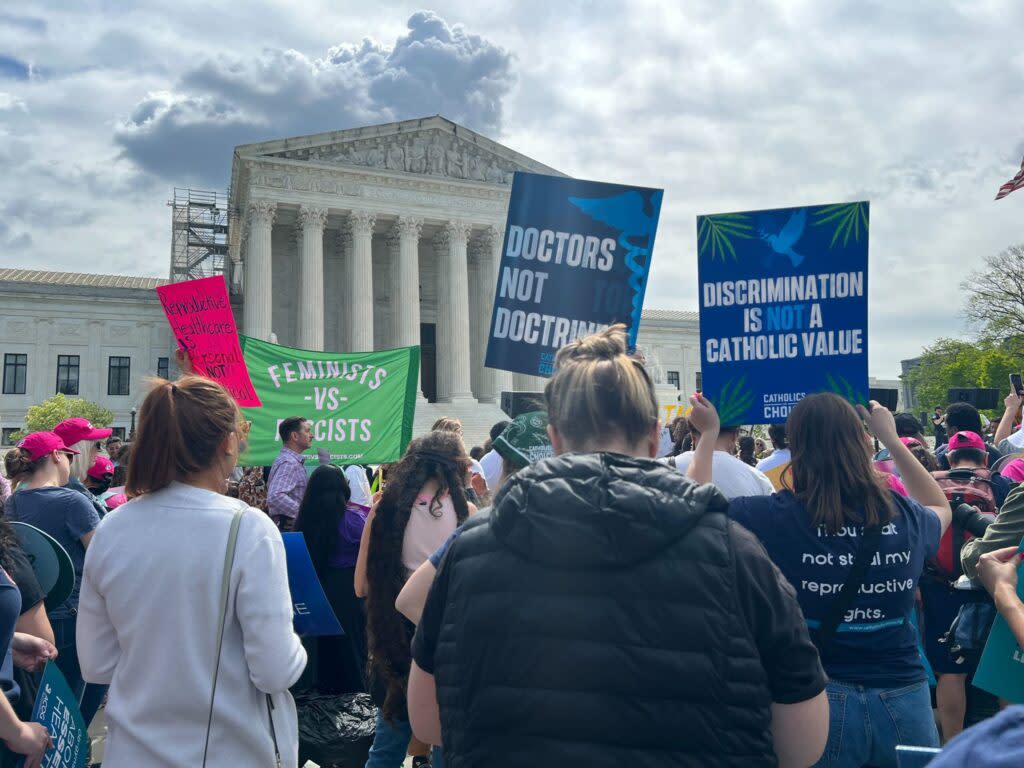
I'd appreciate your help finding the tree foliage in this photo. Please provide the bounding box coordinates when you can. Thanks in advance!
[12,394,114,442]
[905,338,1019,413]
[960,243,1024,345]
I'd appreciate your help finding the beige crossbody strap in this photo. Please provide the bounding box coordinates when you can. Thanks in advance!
[202,505,245,767]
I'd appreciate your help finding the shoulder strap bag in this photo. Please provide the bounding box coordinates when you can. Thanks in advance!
[812,524,883,652]
[202,504,282,767]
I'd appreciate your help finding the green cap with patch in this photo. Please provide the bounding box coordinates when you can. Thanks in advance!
[493,411,553,469]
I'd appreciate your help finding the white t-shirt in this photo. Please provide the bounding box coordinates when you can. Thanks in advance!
[478,449,504,491]
[756,448,791,474]
[672,450,775,499]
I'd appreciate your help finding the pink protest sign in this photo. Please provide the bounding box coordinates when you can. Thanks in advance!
[156,276,262,407]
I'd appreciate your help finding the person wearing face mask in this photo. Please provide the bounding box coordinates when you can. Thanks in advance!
[76,375,306,767]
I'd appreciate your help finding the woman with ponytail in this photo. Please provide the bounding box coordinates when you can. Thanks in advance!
[354,429,473,767]
[406,324,829,768]
[75,375,306,767]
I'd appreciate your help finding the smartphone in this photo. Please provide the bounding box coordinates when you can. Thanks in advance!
[1011,373,1024,397]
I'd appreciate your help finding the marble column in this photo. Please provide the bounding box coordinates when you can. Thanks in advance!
[434,221,475,403]
[471,226,503,404]
[296,205,328,350]
[346,211,376,352]
[389,216,424,348]
[243,200,276,341]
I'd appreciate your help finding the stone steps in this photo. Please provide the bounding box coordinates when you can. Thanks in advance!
[412,399,512,451]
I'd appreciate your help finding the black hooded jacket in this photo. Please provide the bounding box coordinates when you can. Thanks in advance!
[413,452,826,768]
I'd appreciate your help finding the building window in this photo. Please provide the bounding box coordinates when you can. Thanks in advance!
[107,356,131,396]
[1,428,20,446]
[695,371,702,392]
[666,370,680,390]
[157,357,169,380]
[56,354,80,395]
[111,427,126,441]
[2,354,27,395]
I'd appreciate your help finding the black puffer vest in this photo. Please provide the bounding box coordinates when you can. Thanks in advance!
[432,453,778,767]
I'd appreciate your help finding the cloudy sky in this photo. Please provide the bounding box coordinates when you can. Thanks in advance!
[1,1,1022,377]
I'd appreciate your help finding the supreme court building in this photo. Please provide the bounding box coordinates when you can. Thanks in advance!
[0,117,702,446]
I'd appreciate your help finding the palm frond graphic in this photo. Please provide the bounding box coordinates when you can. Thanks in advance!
[812,202,869,249]
[698,213,753,262]
[825,373,866,406]
[714,376,755,426]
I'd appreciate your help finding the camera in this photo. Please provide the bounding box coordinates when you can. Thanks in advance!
[952,503,992,538]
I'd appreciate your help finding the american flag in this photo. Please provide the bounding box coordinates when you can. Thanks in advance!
[995,156,1024,200]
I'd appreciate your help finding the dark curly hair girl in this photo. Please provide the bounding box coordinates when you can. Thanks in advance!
[365,430,470,721]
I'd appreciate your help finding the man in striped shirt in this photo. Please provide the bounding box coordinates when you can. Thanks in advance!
[267,416,313,531]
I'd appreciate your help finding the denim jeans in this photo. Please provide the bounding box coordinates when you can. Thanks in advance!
[364,711,444,768]
[51,612,107,727]
[813,679,939,768]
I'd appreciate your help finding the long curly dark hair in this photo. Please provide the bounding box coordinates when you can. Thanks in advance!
[365,430,470,721]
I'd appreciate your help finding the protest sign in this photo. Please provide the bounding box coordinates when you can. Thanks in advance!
[282,533,343,636]
[697,202,869,425]
[485,172,663,377]
[973,540,1024,703]
[239,336,419,466]
[156,276,261,407]
[21,662,88,768]
[10,523,74,612]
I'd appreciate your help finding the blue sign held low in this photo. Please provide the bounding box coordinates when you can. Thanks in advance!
[18,661,88,768]
[972,540,1024,703]
[282,533,344,637]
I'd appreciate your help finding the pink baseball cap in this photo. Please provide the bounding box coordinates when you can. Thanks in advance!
[16,432,79,461]
[87,455,115,480]
[899,437,922,448]
[948,431,986,453]
[53,417,113,445]
[1001,458,1024,483]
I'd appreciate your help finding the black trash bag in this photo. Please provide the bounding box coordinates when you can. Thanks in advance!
[296,692,377,768]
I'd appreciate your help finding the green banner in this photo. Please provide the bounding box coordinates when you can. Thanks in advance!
[238,335,420,467]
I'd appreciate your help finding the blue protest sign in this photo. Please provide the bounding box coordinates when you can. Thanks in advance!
[697,202,869,425]
[972,541,1024,703]
[282,533,344,637]
[486,172,663,377]
[21,662,88,768]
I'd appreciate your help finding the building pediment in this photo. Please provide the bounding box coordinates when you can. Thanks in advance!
[235,116,563,186]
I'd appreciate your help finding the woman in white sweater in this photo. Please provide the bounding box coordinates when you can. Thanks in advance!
[76,374,307,767]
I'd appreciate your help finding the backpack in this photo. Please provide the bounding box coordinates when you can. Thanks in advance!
[929,468,997,578]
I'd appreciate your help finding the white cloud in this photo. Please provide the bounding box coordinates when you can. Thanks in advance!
[0,1,1022,378]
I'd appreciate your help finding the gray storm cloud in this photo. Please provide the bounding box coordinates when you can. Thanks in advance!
[114,10,515,185]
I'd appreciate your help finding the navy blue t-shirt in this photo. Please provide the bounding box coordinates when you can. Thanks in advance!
[6,486,99,616]
[729,489,942,687]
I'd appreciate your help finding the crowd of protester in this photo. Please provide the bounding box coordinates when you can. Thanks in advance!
[0,330,1022,767]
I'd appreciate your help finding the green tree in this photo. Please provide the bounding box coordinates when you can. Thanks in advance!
[905,338,1019,414]
[11,394,114,442]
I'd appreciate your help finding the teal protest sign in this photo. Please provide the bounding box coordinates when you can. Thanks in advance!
[23,662,88,768]
[973,540,1024,703]
[238,336,419,466]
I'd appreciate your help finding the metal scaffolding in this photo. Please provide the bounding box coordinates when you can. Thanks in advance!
[169,188,230,283]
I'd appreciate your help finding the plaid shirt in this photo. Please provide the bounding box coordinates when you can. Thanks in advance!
[267,448,307,520]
